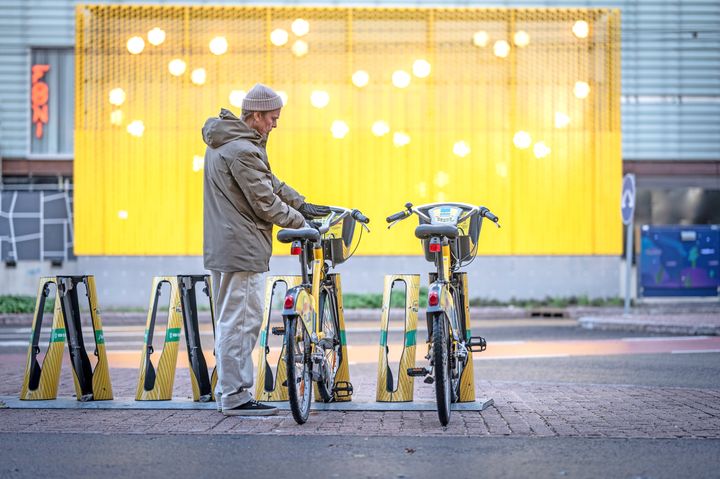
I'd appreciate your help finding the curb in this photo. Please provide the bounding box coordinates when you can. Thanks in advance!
[578,316,720,336]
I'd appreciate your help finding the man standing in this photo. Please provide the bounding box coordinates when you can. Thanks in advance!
[202,83,330,416]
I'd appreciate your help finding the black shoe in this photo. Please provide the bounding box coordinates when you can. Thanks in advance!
[223,399,278,416]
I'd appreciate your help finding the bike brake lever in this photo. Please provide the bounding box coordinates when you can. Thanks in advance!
[361,223,371,233]
[387,219,401,230]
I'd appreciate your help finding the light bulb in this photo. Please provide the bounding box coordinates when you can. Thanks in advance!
[229,90,246,108]
[110,110,123,126]
[573,20,590,39]
[392,70,411,88]
[192,155,204,172]
[310,90,330,109]
[191,68,206,85]
[513,131,532,149]
[554,112,571,128]
[412,59,431,78]
[127,120,144,137]
[513,31,530,47]
[453,141,471,158]
[473,31,490,47]
[371,121,390,137]
[277,91,288,106]
[108,88,126,106]
[352,70,369,87]
[147,27,165,46]
[168,59,186,76]
[574,81,590,99]
[270,29,289,46]
[393,132,410,147]
[330,120,349,139]
[292,40,308,57]
[127,36,145,55]
[209,36,228,55]
[493,40,510,58]
[533,141,551,158]
[292,18,310,37]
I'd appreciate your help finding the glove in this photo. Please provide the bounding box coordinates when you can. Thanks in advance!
[298,202,331,219]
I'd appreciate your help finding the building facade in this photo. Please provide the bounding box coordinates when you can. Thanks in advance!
[1,0,719,306]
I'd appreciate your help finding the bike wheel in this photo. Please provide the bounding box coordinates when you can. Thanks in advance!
[316,287,341,402]
[433,313,452,426]
[285,316,312,424]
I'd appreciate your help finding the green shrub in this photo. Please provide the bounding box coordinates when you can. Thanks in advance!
[0,295,41,314]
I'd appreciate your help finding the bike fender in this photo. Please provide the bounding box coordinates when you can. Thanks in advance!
[282,286,315,335]
[426,282,454,314]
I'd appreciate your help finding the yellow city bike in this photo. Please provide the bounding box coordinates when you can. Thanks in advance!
[277,206,370,424]
[386,202,500,425]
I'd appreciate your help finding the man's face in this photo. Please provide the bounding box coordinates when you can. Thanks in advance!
[253,109,281,136]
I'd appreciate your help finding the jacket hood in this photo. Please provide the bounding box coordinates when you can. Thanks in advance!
[202,108,263,149]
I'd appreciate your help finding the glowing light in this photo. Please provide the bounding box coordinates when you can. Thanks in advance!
[352,70,369,88]
[191,68,206,85]
[434,171,450,188]
[393,132,410,147]
[118,210,129,220]
[168,59,186,76]
[392,70,411,88]
[513,31,530,47]
[513,131,532,149]
[473,31,490,48]
[371,121,390,137]
[573,20,590,39]
[330,120,349,139]
[127,120,144,137]
[292,18,310,37]
[555,112,571,129]
[417,182,427,197]
[277,91,288,106]
[292,40,308,57]
[574,81,590,99]
[108,88,126,106]
[229,90,246,108]
[147,27,165,46]
[533,141,551,159]
[209,36,228,55]
[412,59,431,78]
[453,141,471,158]
[110,110,123,126]
[270,29,289,46]
[126,36,145,55]
[496,163,508,178]
[310,90,330,109]
[192,155,204,172]
[435,192,447,203]
[493,40,510,58]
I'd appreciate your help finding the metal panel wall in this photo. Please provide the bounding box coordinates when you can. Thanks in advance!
[74,5,621,256]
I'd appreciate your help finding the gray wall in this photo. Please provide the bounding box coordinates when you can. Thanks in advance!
[0,255,620,307]
[1,0,719,161]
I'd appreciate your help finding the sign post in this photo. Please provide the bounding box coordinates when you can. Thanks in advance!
[621,174,636,315]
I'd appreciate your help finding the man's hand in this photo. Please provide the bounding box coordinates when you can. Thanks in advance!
[298,202,331,219]
[306,220,323,231]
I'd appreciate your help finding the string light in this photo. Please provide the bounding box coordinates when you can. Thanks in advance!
[555,112,571,128]
[209,36,228,55]
[412,59,431,78]
[533,141,551,158]
[513,131,532,149]
[108,88,126,106]
[493,40,510,58]
[292,18,310,37]
[270,29,289,46]
[473,31,490,47]
[168,59,186,76]
[574,81,590,99]
[392,70,411,88]
[310,90,330,108]
[371,120,390,137]
[573,20,590,39]
[453,141,471,157]
[393,132,410,147]
[514,31,530,47]
[352,70,369,87]
[229,90,246,108]
[191,68,206,85]
[127,120,144,137]
[126,36,145,54]
[330,120,349,139]
[292,40,308,57]
[147,27,166,46]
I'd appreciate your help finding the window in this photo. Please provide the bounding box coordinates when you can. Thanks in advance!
[30,48,74,156]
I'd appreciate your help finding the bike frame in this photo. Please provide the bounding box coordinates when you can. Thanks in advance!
[282,241,326,346]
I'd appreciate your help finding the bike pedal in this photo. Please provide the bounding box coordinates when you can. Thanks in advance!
[271,326,285,336]
[423,376,435,384]
[407,367,430,377]
[333,381,354,398]
[467,336,487,352]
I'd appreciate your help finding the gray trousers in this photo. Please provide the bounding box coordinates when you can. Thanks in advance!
[211,270,265,409]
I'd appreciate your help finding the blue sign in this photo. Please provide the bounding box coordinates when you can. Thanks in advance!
[640,225,720,297]
[621,174,635,225]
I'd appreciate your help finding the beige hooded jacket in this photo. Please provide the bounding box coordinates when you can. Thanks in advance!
[202,109,305,272]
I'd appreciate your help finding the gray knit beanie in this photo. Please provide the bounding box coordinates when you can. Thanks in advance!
[242,83,283,111]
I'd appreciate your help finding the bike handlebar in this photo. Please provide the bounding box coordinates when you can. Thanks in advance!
[351,209,370,224]
[386,210,410,223]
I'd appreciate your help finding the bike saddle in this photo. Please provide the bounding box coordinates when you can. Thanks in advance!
[277,227,321,243]
[414,224,459,239]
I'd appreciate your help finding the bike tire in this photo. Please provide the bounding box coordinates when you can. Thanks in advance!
[433,313,452,426]
[285,316,312,424]
[316,287,341,403]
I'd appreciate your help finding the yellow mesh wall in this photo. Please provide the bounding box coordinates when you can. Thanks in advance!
[74,6,621,256]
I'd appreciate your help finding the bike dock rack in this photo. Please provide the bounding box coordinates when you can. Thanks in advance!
[135,275,217,402]
[255,275,302,402]
[20,275,113,401]
[376,274,420,402]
